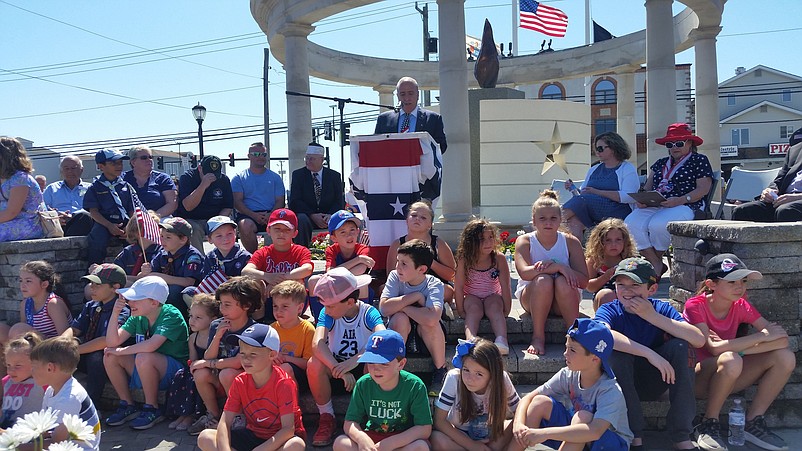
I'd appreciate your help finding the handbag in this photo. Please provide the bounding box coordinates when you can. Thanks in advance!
[38,210,64,238]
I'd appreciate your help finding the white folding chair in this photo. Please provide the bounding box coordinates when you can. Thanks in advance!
[714,167,781,219]
[550,179,584,205]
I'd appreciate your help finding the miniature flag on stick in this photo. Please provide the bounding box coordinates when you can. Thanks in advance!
[134,196,161,245]
[520,0,568,38]
[196,268,228,294]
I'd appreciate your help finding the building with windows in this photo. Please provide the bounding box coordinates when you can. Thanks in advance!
[718,65,802,174]
[520,64,694,173]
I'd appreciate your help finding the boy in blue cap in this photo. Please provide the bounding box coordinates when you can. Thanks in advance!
[512,318,633,451]
[334,329,432,451]
[84,148,135,266]
[307,210,374,321]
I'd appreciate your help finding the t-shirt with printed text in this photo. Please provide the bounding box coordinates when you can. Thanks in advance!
[120,303,189,361]
[345,370,432,434]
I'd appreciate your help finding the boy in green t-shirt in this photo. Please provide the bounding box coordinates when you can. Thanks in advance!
[334,329,432,451]
[104,276,189,430]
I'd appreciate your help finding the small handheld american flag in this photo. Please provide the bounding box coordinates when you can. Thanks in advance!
[133,194,161,244]
[196,268,228,294]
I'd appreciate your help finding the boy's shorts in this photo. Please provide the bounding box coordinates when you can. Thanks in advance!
[331,363,365,395]
[405,318,447,357]
[230,427,306,451]
[130,355,185,391]
[286,362,309,391]
[365,430,403,443]
[540,397,628,451]
[235,211,268,233]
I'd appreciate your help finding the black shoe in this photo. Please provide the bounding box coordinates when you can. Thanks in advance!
[693,417,728,450]
[428,366,448,397]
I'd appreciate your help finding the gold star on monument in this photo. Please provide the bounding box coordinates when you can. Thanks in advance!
[535,122,577,176]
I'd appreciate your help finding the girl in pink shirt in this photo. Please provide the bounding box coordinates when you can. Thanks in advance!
[683,253,794,450]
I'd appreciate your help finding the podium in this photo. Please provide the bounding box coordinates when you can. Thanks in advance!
[349,132,443,271]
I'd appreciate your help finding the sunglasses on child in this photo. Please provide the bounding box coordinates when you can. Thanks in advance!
[664,141,686,149]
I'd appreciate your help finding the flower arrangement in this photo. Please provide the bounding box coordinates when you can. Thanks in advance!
[0,409,95,451]
[499,230,524,255]
[309,231,330,260]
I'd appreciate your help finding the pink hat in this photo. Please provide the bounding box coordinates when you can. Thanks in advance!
[313,267,372,306]
[655,123,704,146]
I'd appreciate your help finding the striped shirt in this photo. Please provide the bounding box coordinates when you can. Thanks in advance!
[24,293,73,339]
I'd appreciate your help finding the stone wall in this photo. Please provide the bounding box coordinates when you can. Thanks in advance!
[0,237,122,323]
[668,219,802,427]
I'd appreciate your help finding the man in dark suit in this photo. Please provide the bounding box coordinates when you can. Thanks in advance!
[289,142,345,247]
[374,76,447,153]
[732,127,802,222]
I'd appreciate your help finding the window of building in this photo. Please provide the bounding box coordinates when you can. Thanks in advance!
[594,80,616,104]
[781,125,796,139]
[782,89,792,102]
[595,119,616,136]
[727,94,735,106]
[732,128,750,146]
[541,84,564,100]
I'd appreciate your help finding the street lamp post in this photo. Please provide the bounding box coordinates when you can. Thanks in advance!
[192,102,207,158]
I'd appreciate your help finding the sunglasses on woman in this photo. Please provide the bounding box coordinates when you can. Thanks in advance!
[664,141,686,149]
[136,155,154,160]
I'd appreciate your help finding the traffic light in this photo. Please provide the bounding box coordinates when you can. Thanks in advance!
[324,120,333,141]
[340,122,351,147]
[190,155,198,167]
[228,153,235,167]
[156,156,164,170]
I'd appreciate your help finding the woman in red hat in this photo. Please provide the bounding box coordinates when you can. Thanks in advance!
[624,123,713,275]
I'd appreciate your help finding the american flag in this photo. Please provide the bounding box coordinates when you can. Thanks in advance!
[133,195,161,244]
[196,268,228,294]
[520,0,568,38]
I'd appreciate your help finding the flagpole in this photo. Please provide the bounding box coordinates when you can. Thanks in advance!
[584,0,592,105]
[511,0,518,56]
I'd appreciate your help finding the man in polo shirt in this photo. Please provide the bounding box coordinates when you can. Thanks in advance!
[176,155,233,251]
[42,155,94,236]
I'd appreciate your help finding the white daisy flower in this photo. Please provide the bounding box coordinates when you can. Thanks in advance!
[47,441,82,451]
[15,408,59,440]
[61,414,94,443]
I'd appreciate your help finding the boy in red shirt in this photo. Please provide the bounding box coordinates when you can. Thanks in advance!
[196,323,305,451]
[242,209,313,322]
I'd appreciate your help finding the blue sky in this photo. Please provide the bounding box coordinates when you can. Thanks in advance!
[2,0,800,180]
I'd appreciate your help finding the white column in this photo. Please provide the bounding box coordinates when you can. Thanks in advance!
[281,23,314,172]
[374,86,395,113]
[692,27,722,186]
[437,0,471,222]
[616,71,638,167]
[645,0,677,166]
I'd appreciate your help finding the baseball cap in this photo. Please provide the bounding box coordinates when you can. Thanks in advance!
[95,148,130,164]
[306,143,325,156]
[159,217,193,237]
[82,263,127,287]
[358,330,406,364]
[704,253,763,281]
[328,209,361,234]
[312,266,372,306]
[224,323,280,352]
[612,257,657,285]
[267,208,298,230]
[207,215,237,235]
[200,155,222,178]
[116,276,169,304]
[567,318,615,379]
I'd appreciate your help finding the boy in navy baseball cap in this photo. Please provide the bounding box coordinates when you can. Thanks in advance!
[197,323,306,450]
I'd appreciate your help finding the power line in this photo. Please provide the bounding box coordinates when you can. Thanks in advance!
[0,0,259,80]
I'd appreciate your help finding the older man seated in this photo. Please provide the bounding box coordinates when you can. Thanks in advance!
[42,155,94,236]
[732,127,802,222]
[288,142,345,247]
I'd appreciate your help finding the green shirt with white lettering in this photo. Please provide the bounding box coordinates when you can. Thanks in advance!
[345,370,432,434]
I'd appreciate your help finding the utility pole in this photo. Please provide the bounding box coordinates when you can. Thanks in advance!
[263,48,271,160]
[416,2,431,107]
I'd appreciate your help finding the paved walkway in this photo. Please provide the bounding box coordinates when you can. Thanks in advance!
[97,262,801,450]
